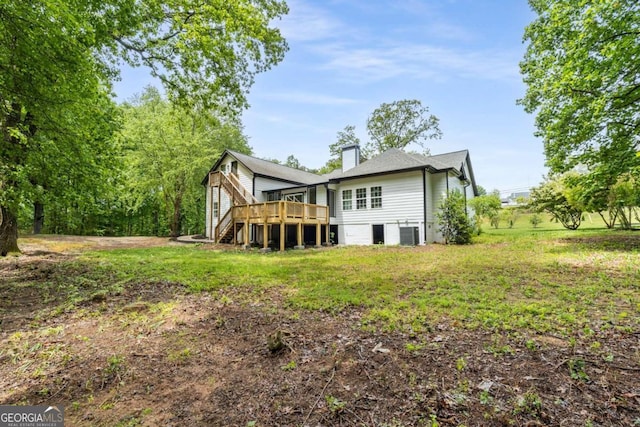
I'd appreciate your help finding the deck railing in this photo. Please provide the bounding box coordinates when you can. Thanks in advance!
[208,171,258,204]
[232,201,328,223]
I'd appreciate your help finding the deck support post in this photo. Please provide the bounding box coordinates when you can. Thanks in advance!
[280,222,285,252]
[263,223,268,249]
[233,221,237,244]
[247,208,251,243]
[316,224,321,247]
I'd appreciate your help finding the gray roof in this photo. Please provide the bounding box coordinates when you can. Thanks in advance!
[203,148,477,195]
[223,150,324,185]
[333,148,469,179]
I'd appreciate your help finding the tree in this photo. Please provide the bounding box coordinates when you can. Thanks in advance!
[365,100,442,158]
[468,192,501,232]
[320,125,362,173]
[321,100,442,173]
[520,1,640,174]
[120,87,251,238]
[436,190,473,244]
[529,213,543,228]
[0,0,288,254]
[529,174,583,230]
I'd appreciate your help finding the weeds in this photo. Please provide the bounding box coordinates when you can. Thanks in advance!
[568,358,590,382]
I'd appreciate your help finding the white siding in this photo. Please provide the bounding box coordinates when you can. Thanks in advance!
[254,177,292,200]
[205,185,213,238]
[335,171,426,245]
[316,185,327,206]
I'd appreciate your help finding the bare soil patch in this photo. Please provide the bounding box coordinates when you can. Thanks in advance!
[0,237,638,426]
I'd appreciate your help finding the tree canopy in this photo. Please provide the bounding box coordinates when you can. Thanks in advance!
[365,99,442,158]
[520,0,640,173]
[0,0,289,254]
[322,100,441,173]
[120,87,251,237]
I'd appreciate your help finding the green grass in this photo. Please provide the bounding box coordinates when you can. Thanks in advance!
[66,225,640,336]
[10,225,638,336]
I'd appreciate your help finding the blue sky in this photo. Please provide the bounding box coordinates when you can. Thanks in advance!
[114,0,544,195]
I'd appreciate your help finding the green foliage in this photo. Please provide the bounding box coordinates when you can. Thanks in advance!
[529,174,583,230]
[501,207,521,229]
[529,213,543,228]
[365,99,442,158]
[469,193,501,232]
[119,87,250,237]
[568,359,590,382]
[323,100,441,171]
[320,125,361,173]
[0,0,288,252]
[436,190,473,244]
[520,1,640,174]
[325,395,346,413]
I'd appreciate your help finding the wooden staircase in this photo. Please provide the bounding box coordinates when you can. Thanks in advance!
[210,171,257,243]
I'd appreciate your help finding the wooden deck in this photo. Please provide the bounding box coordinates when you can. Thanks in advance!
[217,201,330,250]
[209,171,330,250]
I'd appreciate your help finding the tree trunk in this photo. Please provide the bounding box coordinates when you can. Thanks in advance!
[33,201,45,234]
[0,205,20,256]
[170,199,181,238]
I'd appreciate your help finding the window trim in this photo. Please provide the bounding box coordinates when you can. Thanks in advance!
[356,187,367,210]
[342,189,352,211]
[371,186,382,209]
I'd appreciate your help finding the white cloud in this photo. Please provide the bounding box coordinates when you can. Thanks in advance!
[260,91,361,105]
[316,41,519,84]
[278,0,344,42]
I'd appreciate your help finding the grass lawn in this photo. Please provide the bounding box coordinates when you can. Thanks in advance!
[2,225,639,426]
[73,221,639,336]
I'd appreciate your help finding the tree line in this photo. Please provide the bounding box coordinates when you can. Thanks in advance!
[0,0,289,255]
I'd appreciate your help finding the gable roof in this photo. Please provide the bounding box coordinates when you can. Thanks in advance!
[203,150,324,186]
[332,148,462,178]
[329,148,478,195]
[203,148,478,195]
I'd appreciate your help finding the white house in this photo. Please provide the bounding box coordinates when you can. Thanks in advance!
[202,145,477,249]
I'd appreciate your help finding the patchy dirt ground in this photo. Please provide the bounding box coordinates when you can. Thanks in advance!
[1,237,639,426]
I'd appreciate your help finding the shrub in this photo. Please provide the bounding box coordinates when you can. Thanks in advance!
[437,190,473,244]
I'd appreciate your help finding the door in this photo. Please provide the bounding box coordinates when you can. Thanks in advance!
[372,224,385,244]
[230,161,238,176]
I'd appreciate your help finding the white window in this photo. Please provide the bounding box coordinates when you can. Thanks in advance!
[371,186,382,209]
[356,188,366,209]
[213,201,219,217]
[342,190,352,210]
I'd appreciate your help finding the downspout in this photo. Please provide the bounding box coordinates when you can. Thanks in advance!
[445,172,449,195]
[463,180,470,216]
[422,169,427,244]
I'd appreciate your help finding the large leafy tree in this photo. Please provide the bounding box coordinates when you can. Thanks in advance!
[120,87,251,238]
[365,99,442,158]
[0,0,288,254]
[321,100,441,173]
[520,0,640,173]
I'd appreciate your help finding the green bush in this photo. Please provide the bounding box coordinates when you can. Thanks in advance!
[437,190,473,244]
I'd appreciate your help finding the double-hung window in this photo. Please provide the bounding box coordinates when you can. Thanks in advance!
[371,186,382,208]
[356,188,367,209]
[342,190,352,210]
